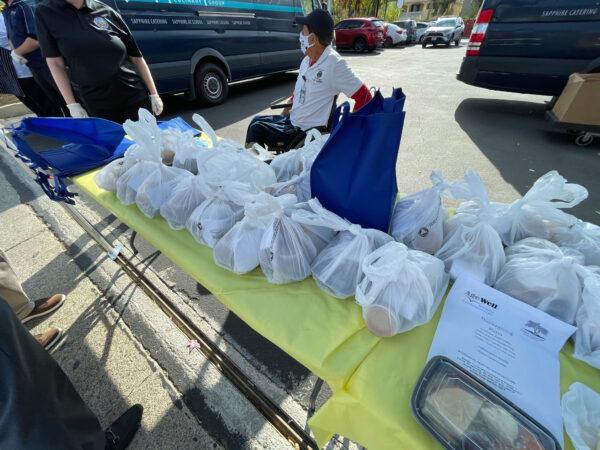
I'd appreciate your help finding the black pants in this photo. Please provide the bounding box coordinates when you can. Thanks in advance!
[29,64,68,117]
[0,298,104,449]
[84,94,151,124]
[16,77,59,117]
[245,114,304,149]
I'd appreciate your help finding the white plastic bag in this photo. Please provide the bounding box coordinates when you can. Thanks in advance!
[561,382,600,450]
[390,171,449,254]
[270,129,326,182]
[435,171,505,285]
[213,193,297,274]
[192,113,245,152]
[95,159,126,193]
[356,241,449,337]
[135,165,192,218]
[116,160,160,205]
[292,199,393,298]
[264,171,312,203]
[171,130,205,174]
[186,181,255,248]
[258,204,329,285]
[494,238,586,324]
[122,109,163,169]
[573,275,600,369]
[551,219,600,266]
[160,176,212,230]
[494,171,587,246]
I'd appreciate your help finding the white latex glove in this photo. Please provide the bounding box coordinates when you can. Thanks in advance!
[150,94,163,116]
[67,103,89,118]
[11,50,27,65]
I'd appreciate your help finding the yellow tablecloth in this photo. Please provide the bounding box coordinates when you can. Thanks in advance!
[73,169,600,450]
[73,169,380,391]
[309,300,600,450]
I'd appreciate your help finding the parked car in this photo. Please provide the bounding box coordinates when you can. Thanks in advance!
[416,21,430,43]
[91,0,322,105]
[334,18,386,52]
[421,16,464,48]
[458,0,600,96]
[392,19,417,43]
[384,23,408,47]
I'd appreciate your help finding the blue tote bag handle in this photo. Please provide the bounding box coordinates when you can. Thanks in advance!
[331,101,351,130]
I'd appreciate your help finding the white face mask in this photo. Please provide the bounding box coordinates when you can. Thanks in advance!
[299,32,314,54]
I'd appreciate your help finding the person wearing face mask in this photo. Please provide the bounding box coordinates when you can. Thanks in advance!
[245,8,372,150]
[34,0,163,122]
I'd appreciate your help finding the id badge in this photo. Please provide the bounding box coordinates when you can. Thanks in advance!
[299,86,306,104]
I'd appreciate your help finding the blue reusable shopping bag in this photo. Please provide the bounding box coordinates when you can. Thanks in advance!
[310,88,406,231]
[8,116,200,204]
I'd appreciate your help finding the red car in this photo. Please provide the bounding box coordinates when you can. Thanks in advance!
[334,18,386,52]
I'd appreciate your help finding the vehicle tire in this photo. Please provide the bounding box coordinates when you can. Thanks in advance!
[454,38,460,46]
[433,42,437,47]
[354,37,367,53]
[422,42,427,48]
[195,62,228,105]
[384,37,393,48]
[445,41,451,47]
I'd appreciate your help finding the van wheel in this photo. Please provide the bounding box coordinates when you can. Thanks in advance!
[384,37,393,48]
[195,63,228,105]
[354,37,367,53]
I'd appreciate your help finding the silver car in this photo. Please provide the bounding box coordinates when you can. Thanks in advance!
[421,17,464,48]
[416,22,430,43]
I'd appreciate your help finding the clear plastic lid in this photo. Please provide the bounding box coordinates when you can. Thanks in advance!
[411,356,561,450]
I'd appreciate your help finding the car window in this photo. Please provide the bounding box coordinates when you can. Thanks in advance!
[394,20,409,28]
[387,23,399,31]
[434,19,457,27]
[417,23,427,29]
[349,20,363,29]
[371,20,384,27]
[335,21,347,30]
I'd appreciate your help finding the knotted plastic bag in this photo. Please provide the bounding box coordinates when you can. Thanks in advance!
[214,193,297,274]
[390,171,449,254]
[186,181,255,248]
[265,171,312,203]
[122,109,163,169]
[494,171,587,246]
[135,165,192,218]
[270,129,326,182]
[95,159,126,193]
[258,199,334,285]
[494,238,586,324]
[561,383,600,450]
[160,176,212,230]
[356,241,449,337]
[293,199,393,298]
[573,274,600,369]
[171,130,206,174]
[116,160,161,205]
[550,219,600,266]
[435,170,505,285]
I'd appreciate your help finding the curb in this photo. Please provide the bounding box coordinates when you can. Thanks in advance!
[0,102,30,120]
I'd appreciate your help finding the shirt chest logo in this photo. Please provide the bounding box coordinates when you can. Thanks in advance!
[93,16,110,30]
[313,69,324,83]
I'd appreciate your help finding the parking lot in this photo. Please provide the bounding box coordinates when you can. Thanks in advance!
[6,40,599,449]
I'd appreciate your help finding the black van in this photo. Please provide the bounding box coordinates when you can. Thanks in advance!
[101,0,320,104]
[457,0,600,96]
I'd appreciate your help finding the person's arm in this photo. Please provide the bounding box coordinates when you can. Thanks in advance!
[13,36,38,56]
[110,8,163,115]
[46,56,87,117]
[45,57,76,104]
[130,56,163,115]
[331,57,372,111]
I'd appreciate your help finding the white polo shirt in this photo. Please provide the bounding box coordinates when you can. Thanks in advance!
[290,46,363,131]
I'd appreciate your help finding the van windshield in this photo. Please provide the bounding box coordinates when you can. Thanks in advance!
[434,19,457,27]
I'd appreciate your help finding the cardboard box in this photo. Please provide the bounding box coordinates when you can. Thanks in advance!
[552,73,600,126]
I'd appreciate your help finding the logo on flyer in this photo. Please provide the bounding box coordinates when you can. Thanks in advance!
[521,321,548,341]
[463,290,498,311]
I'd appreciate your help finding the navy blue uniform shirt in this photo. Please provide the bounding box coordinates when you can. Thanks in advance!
[3,0,45,69]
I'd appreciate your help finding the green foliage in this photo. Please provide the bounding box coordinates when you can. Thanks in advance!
[333,0,401,22]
